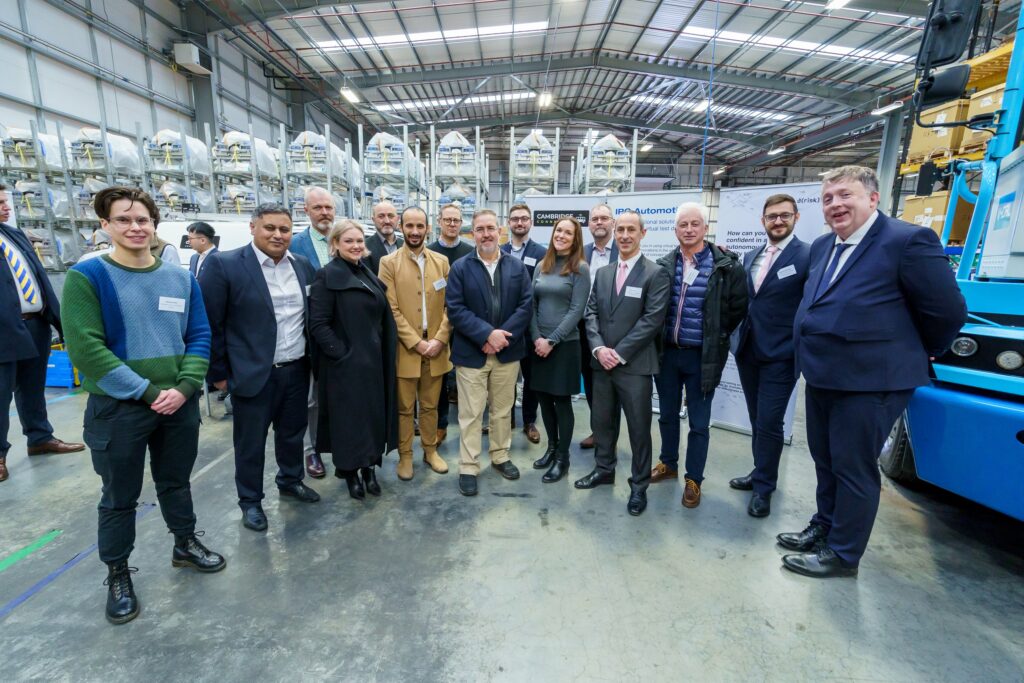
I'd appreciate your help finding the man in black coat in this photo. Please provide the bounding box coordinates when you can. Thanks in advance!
[0,184,84,482]
[363,200,404,275]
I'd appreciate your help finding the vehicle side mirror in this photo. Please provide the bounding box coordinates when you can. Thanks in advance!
[915,64,972,110]
[915,0,982,70]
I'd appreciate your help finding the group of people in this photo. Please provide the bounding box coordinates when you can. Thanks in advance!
[0,164,967,626]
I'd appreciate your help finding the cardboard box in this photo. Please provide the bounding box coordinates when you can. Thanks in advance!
[899,191,974,244]
[906,100,970,162]
[959,83,1005,153]
[900,195,932,228]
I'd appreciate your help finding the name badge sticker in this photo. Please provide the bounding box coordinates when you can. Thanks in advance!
[158,296,186,313]
[624,286,643,298]
[683,269,698,286]
[523,256,538,267]
[433,278,447,291]
[776,265,797,280]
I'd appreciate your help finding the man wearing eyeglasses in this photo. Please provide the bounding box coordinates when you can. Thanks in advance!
[729,194,810,518]
[500,203,546,444]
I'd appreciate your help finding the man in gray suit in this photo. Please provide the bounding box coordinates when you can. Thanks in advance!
[574,210,671,516]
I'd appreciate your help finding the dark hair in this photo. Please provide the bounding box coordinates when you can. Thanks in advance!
[762,193,798,215]
[187,221,216,239]
[539,216,585,276]
[401,205,428,225]
[251,202,291,222]
[93,187,160,225]
[0,183,6,191]
[508,203,531,218]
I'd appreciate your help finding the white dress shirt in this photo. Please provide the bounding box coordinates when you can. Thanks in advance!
[476,249,501,284]
[413,249,428,332]
[251,242,306,364]
[750,232,796,284]
[195,248,213,275]
[1,233,44,314]
[825,210,879,284]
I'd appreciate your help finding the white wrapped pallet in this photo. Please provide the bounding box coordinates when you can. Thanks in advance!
[71,128,142,175]
[214,131,279,179]
[12,180,70,218]
[156,180,215,214]
[3,129,69,171]
[148,130,211,176]
[288,130,346,177]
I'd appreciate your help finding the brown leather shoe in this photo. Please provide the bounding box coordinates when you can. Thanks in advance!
[524,423,540,444]
[650,462,678,483]
[305,452,326,479]
[436,428,447,443]
[27,438,85,456]
[0,458,8,482]
[682,477,702,508]
[579,434,595,449]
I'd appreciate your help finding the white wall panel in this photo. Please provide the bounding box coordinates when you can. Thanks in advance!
[103,85,154,136]
[155,106,193,137]
[216,37,245,72]
[25,2,93,61]
[221,99,249,132]
[93,0,142,38]
[99,43,148,89]
[146,18,179,52]
[219,66,247,98]
[0,39,33,103]
[271,97,289,126]
[152,64,191,108]
[251,118,272,141]
[36,55,101,123]
[148,0,180,26]
[0,99,35,130]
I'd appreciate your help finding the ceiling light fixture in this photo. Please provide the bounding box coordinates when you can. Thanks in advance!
[340,87,360,104]
[871,100,904,116]
[713,168,726,176]
[826,0,853,9]
[640,143,653,152]
[537,92,553,108]
[767,146,786,156]
[317,21,549,53]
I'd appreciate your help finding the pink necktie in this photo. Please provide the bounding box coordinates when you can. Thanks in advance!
[615,261,629,295]
[754,245,779,293]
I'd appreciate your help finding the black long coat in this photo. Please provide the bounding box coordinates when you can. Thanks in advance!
[308,257,398,470]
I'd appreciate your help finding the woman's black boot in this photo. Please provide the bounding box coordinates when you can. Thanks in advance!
[533,443,557,470]
[345,472,365,500]
[361,467,381,496]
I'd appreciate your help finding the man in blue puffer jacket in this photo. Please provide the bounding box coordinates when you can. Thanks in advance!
[652,202,747,509]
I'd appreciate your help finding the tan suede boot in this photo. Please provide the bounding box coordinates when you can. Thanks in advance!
[423,450,449,474]
[397,453,414,481]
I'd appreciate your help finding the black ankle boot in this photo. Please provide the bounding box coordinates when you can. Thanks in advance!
[172,531,227,573]
[104,561,139,625]
[345,472,365,500]
[533,444,557,470]
[542,454,570,483]
[361,467,381,496]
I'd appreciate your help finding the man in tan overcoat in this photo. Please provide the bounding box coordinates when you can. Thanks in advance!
[378,206,453,480]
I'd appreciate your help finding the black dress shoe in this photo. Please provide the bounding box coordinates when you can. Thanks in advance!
[241,506,268,531]
[782,546,858,578]
[493,460,520,480]
[542,457,569,483]
[104,561,139,625]
[172,533,227,573]
[345,473,365,500]
[533,445,557,470]
[748,493,771,518]
[278,482,321,503]
[627,490,647,516]
[574,469,615,489]
[361,467,381,496]
[459,474,478,496]
[777,522,828,551]
[729,474,753,491]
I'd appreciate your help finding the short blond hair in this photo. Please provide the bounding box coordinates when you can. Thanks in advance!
[821,165,879,194]
[328,219,364,256]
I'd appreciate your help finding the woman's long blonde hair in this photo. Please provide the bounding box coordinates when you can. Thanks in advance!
[328,219,365,257]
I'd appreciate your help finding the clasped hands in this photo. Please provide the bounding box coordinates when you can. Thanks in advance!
[415,339,445,359]
[483,329,513,355]
[595,346,624,371]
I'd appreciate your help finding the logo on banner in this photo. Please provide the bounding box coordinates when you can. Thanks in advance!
[532,210,591,228]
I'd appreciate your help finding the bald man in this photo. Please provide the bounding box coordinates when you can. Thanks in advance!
[364,201,404,275]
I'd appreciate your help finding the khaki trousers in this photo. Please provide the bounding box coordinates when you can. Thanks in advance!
[397,357,444,458]
[456,357,520,475]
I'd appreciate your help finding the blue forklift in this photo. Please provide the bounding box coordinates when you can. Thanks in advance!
[879,0,1024,521]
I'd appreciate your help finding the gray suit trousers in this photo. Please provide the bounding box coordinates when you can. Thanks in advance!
[591,369,653,492]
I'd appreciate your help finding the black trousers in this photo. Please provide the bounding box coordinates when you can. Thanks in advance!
[536,390,574,458]
[735,351,798,496]
[436,368,455,430]
[231,361,309,508]
[591,370,653,492]
[0,316,55,457]
[85,393,200,564]
[805,386,912,566]
[578,319,594,407]
[512,354,539,426]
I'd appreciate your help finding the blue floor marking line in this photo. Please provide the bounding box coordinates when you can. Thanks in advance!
[8,391,80,417]
[0,503,158,621]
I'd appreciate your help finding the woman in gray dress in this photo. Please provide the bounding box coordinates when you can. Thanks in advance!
[529,217,591,482]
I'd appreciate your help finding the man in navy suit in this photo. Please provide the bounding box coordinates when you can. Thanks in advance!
[780,166,966,578]
[447,209,532,497]
[199,203,321,532]
[0,184,84,482]
[186,221,218,279]
[730,193,810,518]
[500,203,547,443]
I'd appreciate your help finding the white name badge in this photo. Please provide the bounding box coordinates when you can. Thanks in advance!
[305,285,311,296]
[776,265,797,280]
[683,268,698,286]
[433,278,447,291]
[158,296,186,313]
[523,256,537,267]
[624,286,643,298]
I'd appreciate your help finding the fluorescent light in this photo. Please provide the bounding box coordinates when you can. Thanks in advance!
[629,94,790,122]
[767,146,786,156]
[871,101,904,116]
[818,171,830,176]
[826,0,853,9]
[640,143,653,152]
[675,25,912,65]
[713,168,726,176]
[340,87,359,104]
[317,21,548,53]
[374,91,535,112]
[537,92,553,108]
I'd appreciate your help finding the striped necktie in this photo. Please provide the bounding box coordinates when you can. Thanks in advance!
[0,233,40,306]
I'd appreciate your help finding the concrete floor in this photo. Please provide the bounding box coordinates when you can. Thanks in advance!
[2,387,1023,682]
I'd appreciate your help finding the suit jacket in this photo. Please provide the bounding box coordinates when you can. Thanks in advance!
[794,212,967,392]
[0,222,61,362]
[446,253,533,369]
[198,245,317,397]
[377,245,453,379]
[585,254,671,376]
[289,229,326,269]
[735,237,810,363]
[188,247,218,280]
[584,241,618,268]
[500,239,547,280]
[363,232,404,275]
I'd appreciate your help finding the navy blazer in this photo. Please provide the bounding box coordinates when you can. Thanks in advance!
[446,253,533,368]
[735,237,810,363]
[188,247,218,280]
[500,239,547,280]
[198,245,317,397]
[794,212,966,392]
[583,240,618,268]
[0,223,61,362]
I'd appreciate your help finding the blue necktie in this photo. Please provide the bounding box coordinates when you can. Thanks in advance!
[813,243,849,300]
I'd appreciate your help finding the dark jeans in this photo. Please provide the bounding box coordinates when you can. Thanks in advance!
[735,352,798,496]
[0,316,55,456]
[536,390,574,458]
[437,369,455,429]
[655,346,715,483]
[231,361,308,508]
[513,354,539,426]
[85,393,200,564]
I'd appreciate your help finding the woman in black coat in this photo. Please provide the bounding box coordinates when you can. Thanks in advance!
[308,219,398,500]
